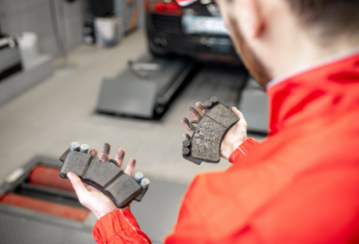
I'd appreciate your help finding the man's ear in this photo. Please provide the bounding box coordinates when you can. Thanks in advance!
[239,0,264,38]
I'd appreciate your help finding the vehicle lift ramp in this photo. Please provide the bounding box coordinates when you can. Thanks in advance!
[96,54,198,119]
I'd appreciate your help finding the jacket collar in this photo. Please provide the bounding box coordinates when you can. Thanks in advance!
[266,47,359,135]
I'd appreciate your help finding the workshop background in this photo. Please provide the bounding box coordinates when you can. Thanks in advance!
[0,0,268,243]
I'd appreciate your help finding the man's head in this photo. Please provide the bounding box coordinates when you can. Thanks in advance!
[215,0,359,88]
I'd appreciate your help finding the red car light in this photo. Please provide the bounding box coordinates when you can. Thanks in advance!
[166,2,180,10]
[154,2,166,11]
[150,1,183,16]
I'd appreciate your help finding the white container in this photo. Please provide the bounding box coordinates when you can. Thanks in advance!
[95,16,123,48]
[17,32,40,70]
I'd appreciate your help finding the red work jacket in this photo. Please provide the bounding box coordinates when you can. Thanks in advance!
[93,50,359,243]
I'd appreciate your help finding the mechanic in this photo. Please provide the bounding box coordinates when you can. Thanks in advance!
[67,0,359,243]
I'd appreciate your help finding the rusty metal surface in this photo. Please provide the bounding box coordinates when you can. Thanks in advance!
[182,97,239,165]
[59,150,146,208]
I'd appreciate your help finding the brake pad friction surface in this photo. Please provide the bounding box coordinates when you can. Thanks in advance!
[60,151,92,178]
[191,116,226,162]
[105,174,142,208]
[84,158,123,188]
[183,98,239,165]
[59,150,148,208]
[207,104,239,128]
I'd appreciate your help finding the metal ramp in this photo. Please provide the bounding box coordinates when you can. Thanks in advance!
[96,54,199,119]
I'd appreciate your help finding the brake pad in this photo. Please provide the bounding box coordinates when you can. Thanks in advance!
[59,144,149,208]
[182,97,239,165]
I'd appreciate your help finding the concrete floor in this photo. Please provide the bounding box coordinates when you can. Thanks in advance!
[0,30,266,186]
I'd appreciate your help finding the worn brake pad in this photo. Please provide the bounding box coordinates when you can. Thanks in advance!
[182,97,239,165]
[59,145,149,208]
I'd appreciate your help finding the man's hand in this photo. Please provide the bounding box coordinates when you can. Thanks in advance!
[67,143,136,219]
[181,102,248,160]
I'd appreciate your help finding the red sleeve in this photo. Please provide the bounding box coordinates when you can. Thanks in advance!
[229,138,260,164]
[93,209,151,244]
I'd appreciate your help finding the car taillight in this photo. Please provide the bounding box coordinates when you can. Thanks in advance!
[150,1,183,16]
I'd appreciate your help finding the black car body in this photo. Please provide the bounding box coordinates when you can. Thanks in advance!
[145,0,241,64]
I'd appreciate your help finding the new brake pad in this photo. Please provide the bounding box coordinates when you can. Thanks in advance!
[182,97,239,165]
[59,146,149,208]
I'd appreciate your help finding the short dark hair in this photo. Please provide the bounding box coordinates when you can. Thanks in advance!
[286,0,359,36]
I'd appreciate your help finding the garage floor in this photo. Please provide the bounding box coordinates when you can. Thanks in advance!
[0,30,266,186]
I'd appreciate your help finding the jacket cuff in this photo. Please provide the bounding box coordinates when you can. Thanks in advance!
[93,209,142,243]
[229,138,260,164]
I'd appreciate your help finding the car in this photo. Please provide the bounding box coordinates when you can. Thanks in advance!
[145,0,241,64]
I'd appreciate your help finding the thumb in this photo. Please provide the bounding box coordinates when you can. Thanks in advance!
[67,172,87,200]
[232,107,247,127]
[232,107,244,120]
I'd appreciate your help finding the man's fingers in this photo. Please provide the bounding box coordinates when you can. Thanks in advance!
[196,102,206,114]
[115,148,125,168]
[189,107,202,121]
[181,117,194,133]
[232,107,245,120]
[232,107,248,127]
[183,134,190,141]
[67,172,87,200]
[99,143,111,162]
[124,158,136,176]
[89,149,98,157]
